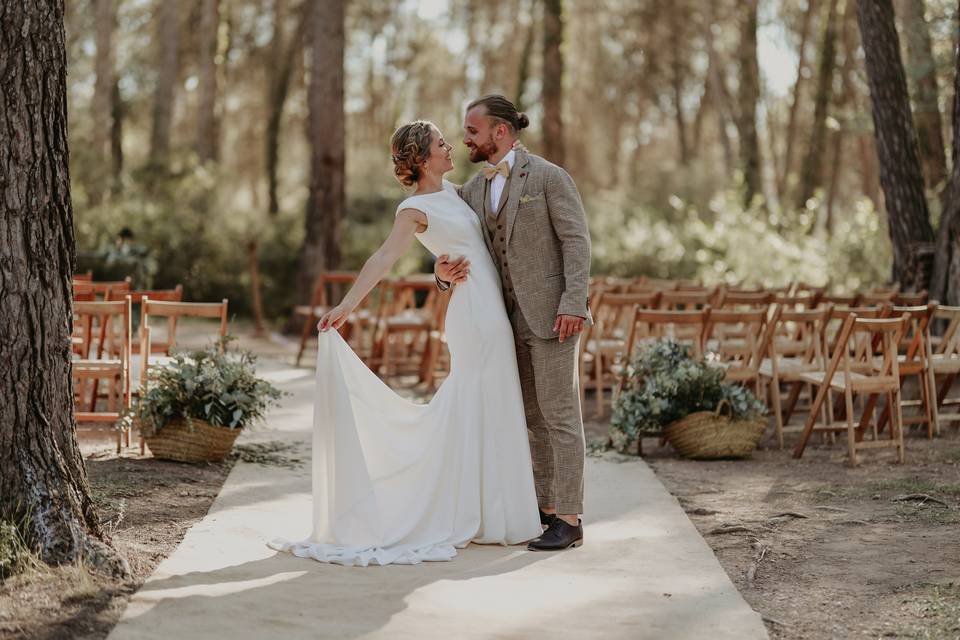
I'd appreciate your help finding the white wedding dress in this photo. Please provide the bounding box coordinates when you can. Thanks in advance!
[268,180,542,566]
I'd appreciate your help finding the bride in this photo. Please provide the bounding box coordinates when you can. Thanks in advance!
[268,121,542,566]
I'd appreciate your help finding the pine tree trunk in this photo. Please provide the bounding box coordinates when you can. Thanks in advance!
[266,0,308,217]
[111,79,124,188]
[737,0,762,208]
[296,0,345,308]
[930,1,960,306]
[796,0,839,212]
[149,0,180,169]
[0,0,128,577]
[542,0,565,165]
[91,0,115,204]
[195,0,220,163]
[857,0,935,290]
[902,0,947,189]
[703,1,735,173]
[779,0,818,198]
[668,0,689,166]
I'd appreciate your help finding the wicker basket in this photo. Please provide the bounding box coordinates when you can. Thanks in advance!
[144,418,242,463]
[663,402,766,459]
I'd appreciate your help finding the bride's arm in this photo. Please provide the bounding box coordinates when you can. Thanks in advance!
[317,209,426,332]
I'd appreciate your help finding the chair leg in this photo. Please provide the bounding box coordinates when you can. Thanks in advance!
[927,365,941,436]
[770,377,785,449]
[295,314,315,367]
[845,388,858,468]
[892,388,906,463]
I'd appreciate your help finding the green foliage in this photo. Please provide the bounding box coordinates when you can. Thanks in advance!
[588,188,891,291]
[124,336,284,437]
[609,339,765,454]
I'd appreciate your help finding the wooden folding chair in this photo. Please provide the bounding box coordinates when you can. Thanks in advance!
[821,292,860,307]
[930,305,960,429]
[294,271,364,366]
[757,306,831,449]
[138,297,229,454]
[372,277,439,379]
[580,291,661,416]
[73,270,93,281]
[704,308,769,396]
[107,285,184,354]
[714,289,773,311]
[793,314,909,466]
[72,297,132,452]
[860,290,898,306]
[871,304,938,439]
[624,307,711,361]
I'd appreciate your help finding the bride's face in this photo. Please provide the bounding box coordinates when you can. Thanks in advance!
[422,127,454,176]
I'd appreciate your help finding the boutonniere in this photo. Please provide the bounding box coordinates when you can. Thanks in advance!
[519,193,538,204]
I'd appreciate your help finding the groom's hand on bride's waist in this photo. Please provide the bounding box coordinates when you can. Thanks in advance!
[554,314,585,343]
[435,254,470,287]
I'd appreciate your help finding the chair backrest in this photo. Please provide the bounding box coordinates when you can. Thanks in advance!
[888,304,937,365]
[626,307,711,359]
[307,271,360,307]
[589,291,662,348]
[859,290,898,306]
[72,297,132,363]
[893,290,928,306]
[715,289,773,310]
[828,314,909,386]
[769,306,831,366]
[821,293,860,307]
[704,308,768,371]
[141,297,229,354]
[72,281,97,302]
[73,271,93,282]
[107,284,184,304]
[659,289,713,311]
[932,305,960,358]
[773,292,818,310]
[385,276,439,317]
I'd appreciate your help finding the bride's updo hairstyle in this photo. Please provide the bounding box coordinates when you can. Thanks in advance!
[391,120,435,187]
[466,94,530,134]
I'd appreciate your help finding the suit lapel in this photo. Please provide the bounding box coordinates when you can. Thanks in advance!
[504,150,530,245]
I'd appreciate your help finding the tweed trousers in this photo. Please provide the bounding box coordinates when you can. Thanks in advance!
[509,307,585,515]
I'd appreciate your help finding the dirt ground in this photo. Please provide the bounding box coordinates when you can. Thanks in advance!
[583,412,960,640]
[0,429,304,640]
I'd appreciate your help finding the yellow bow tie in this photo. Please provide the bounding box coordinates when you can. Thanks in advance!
[482,160,510,180]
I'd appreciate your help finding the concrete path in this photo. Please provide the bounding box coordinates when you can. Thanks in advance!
[107,353,768,640]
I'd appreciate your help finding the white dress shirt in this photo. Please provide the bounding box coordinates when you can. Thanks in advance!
[488,149,516,211]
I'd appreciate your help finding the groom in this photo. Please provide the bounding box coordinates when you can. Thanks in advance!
[436,94,592,551]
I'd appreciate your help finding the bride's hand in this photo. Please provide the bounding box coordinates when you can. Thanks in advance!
[511,140,528,153]
[317,304,350,332]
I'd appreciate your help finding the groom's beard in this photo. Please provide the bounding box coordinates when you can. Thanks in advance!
[468,138,498,163]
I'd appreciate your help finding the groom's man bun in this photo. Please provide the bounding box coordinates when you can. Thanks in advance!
[468,95,529,134]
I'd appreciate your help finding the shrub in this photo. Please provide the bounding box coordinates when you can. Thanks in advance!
[610,339,765,454]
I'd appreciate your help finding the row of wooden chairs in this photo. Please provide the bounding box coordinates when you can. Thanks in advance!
[580,290,960,465]
[294,272,452,390]
[72,274,228,454]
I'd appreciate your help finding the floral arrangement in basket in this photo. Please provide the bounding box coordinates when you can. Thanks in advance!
[121,337,284,462]
[610,339,765,457]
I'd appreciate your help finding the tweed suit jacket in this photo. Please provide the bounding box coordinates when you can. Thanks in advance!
[459,150,593,339]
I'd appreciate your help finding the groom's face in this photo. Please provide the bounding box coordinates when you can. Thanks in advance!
[463,107,500,163]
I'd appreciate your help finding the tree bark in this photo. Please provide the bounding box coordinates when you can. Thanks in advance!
[857,0,935,290]
[703,1,735,172]
[149,0,180,169]
[542,0,565,165]
[195,0,220,163]
[0,0,128,577]
[91,0,115,204]
[296,0,345,307]
[266,0,308,217]
[796,0,839,212]
[737,0,762,208]
[930,1,960,306]
[902,0,947,189]
[779,0,818,198]
[668,0,689,166]
[111,79,124,187]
